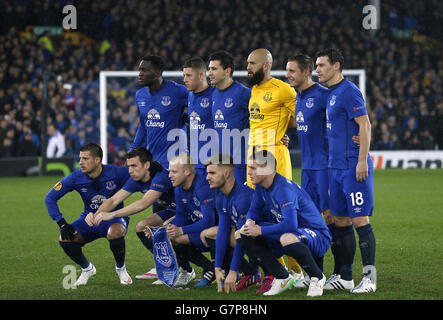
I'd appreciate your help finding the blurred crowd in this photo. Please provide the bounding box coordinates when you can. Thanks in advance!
[0,0,442,163]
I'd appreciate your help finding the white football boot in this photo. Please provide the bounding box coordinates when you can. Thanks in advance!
[174,267,196,287]
[307,274,326,297]
[324,274,354,290]
[74,263,96,286]
[116,265,133,285]
[135,267,158,280]
[351,266,376,293]
[293,274,310,288]
[289,270,305,288]
[263,274,294,296]
[152,279,165,285]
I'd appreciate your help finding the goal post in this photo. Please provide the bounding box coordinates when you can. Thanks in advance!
[99,69,366,164]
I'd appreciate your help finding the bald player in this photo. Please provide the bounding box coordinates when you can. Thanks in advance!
[246,49,295,184]
[246,48,303,280]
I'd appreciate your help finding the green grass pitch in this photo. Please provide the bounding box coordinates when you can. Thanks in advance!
[1,169,442,300]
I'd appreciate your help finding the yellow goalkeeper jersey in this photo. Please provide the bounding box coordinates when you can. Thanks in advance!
[248,77,296,148]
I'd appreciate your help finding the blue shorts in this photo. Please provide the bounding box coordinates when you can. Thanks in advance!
[258,223,331,259]
[328,168,374,218]
[289,227,331,258]
[155,209,176,222]
[72,215,129,245]
[301,169,330,213]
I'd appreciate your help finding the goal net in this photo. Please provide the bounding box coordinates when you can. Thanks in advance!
[98,70,365,164]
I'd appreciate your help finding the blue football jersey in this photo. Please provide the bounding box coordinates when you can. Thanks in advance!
[216,181,253,229]
[326,79,373,169]
[247,173,329,236]
[130,80,189,167]
[295,83,329,170]
[45,164,130,223]
[188,86,215,169]
[215,182,254,270]
[212,81,250,165]
[171,172,216,235]
[122,164,175,209]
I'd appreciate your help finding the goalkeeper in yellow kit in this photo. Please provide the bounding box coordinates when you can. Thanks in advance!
[246,48,303,281]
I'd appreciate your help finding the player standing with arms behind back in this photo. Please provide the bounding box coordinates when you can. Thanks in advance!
[286,54,336,287]
[316,48,376,293]
[130,55,188,170]
[183,56,215,175]
[208,50,251,185]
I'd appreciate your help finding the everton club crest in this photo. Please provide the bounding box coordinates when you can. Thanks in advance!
[200,97,210,108]
[306,97,314,108]
[224,98,233,108]
[161,96,171,106]
[154,241,173,267]
[263,92,272,102]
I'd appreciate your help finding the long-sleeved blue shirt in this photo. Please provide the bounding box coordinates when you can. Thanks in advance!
[295,83,329,170]
[247,173,329,236]
[215,181,254,271]
[45,164,130,223]
[170,172,216,235]
[122,162,175,209]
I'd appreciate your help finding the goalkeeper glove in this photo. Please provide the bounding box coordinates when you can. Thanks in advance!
[57,218,76,241]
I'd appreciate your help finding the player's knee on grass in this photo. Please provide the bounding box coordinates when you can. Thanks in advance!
[280,233,299,247]
[107,223,127,240]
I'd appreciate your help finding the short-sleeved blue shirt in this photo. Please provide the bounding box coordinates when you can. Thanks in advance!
[326,79,373,169]
[295,83,329,170]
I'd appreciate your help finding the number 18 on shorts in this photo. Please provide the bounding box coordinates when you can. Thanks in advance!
[329,168,374,218]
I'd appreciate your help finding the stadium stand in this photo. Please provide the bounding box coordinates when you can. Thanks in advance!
[0,0,442,163]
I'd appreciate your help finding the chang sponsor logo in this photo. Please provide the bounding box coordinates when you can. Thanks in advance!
[190,111,205,130]
[190,210,203,222]
[214,109,228,128]
[249,102,264,120]
[146,109,165,128]
[270,209,283,222]
[296,111,308,132]
[90,194,107,210]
